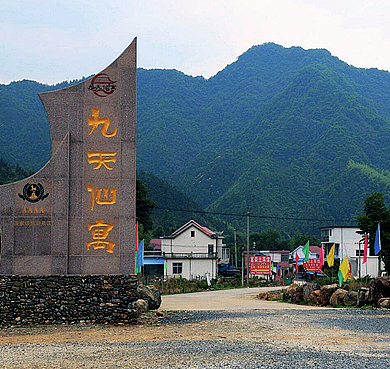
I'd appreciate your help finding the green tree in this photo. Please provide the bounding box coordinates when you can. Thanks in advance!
[250,229,289,250]
[136,179,157,245]
[357,192,390,273]
[288,231,320,251]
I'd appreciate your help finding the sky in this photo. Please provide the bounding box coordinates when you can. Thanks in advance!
[1,0,390,85]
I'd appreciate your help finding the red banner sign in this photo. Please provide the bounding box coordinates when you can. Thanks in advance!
[303,259,322,273]
[250,255,271,275]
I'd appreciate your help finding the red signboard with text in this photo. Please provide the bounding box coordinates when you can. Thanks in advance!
[303,259,322,273]
[250,255,271,275]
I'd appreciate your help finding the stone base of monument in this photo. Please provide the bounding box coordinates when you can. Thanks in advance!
[0,274,161,327]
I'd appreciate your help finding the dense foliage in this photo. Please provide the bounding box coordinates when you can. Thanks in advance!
[357,192,390,273]
[4,43,390,239]
[0,158,31,185]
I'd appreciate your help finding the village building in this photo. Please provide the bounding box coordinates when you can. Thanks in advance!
[145,220,229,280]
[320,226,383,277]
[289,245,322,275]
[243,250,290,279]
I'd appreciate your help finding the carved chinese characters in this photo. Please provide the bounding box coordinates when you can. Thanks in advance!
[86,109,118,254]
[87,219,115,253]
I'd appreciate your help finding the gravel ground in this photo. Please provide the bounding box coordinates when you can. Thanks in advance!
[1,289,390,368]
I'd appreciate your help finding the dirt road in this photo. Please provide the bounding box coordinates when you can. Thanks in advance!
[1,287,390,368]
[160,286,321,310]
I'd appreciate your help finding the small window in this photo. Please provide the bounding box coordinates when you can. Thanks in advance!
[190,231,195,238]
[208,244,214,254]
[356,249,364,256]
[329,229,333,237]
[173,262,182,274]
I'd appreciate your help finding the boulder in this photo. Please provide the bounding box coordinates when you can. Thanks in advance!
[330,289,348,307]
[257,290,283,301]
[302,283,320,302]
[132,299,148,313]
[370,277,390,304]
[357,287,371,307]
[283,284,303,303]
[343,291,358,306]
[378,298,390,309]
[137,285,161,310]
[291,286,304,303]
[319,284,340,305]
[307,290,321,304]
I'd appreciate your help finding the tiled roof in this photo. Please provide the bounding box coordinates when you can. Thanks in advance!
[309,246,321,254]
[149,238,161,250]
[168,219,218,238]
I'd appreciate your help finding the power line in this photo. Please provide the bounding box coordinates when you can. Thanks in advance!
[154,205,357,224]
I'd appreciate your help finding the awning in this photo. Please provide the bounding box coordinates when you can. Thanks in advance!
[144,258,165,265]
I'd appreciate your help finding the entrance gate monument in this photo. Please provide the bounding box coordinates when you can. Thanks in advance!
[0,38,137,275]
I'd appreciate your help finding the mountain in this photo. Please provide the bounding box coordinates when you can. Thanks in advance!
[0,159,31,185]
[138,171,228,235]
[3,43,390,235]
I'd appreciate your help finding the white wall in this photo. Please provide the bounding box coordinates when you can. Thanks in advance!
[160,223,227,280]
[165,258,217,280]
[349,256,384,278]
[161,225,217,254]
[291,247,319,260]
[329,227,361,259]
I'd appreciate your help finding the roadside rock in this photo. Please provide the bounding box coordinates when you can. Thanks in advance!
[132,299,148,313]
[357,287,372,307]
[257,290,283,301]
[137,285,162,310]
[291,286,303,303]
[370,277,390,304]
[302,283,320,302]
[330,289,348,307]
[307,290,321,304]
[378,298,390,309]
[319,284,339,305]
[283,284,303,303]
[343,291,358,306]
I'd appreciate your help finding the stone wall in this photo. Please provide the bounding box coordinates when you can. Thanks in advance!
[0,275,140,326]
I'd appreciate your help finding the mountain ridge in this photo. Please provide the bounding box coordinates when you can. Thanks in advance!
[2,43,390,234]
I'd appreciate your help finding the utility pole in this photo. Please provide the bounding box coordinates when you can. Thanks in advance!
[234,229,237,268]
[246,211,250,285]
[241,251,244,286]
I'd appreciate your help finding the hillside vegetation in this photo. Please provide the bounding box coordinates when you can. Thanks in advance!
[2,43,390,234]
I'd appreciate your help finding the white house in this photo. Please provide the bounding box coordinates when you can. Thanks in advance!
[320,226,384,278]
[160,220,228,280]
[290,245,321,262]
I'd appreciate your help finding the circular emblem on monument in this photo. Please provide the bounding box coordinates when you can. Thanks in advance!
[18,183,49,203]
[88,73,117,97]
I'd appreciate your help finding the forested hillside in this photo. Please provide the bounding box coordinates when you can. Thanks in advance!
[2,42,390,235]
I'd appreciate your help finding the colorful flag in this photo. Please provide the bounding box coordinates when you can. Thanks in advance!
[363,233,368,264]
[271,261,274,271]
[135,223,139,273]
[338,256,349,286]
[295,253,299,274]
[319,246,324,268]
[164,261,167,270]
[374,224,381,255]
[137,240,144,274]
[302,241,310,262]
[327,244,335,267]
